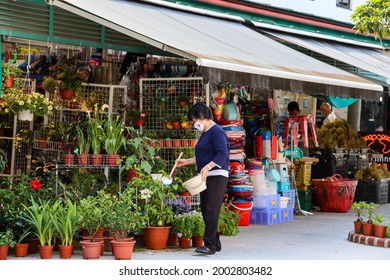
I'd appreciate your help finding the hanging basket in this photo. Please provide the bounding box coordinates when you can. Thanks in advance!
[18,109,34,121]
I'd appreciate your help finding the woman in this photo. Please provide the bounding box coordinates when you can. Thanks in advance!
[176,102,230,255]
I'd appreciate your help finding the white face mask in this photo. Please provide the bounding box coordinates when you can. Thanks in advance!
[194,121,204,131]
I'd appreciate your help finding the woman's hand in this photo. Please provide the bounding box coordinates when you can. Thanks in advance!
[176,157,196,167]
[200,166,209,182]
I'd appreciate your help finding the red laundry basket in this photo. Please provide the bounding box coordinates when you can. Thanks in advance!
[312,174,357,213]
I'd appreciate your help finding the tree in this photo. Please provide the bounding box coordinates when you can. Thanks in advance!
[351,0,390,40]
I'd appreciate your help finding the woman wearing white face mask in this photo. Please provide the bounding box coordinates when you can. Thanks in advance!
[176,102,230,255]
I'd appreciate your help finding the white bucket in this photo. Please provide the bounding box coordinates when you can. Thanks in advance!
[183,175,207,196]
[280,197,290,208]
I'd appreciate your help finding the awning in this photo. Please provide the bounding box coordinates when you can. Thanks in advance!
[265,30,390,85]
[51,0,383,99]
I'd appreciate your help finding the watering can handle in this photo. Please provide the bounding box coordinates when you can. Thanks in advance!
[169,152,183,177]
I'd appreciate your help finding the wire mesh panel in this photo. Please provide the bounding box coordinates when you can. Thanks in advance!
[140,77,206,171]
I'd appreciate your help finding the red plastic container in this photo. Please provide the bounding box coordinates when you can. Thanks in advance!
[230,201,253,226]
[312,174,357,213]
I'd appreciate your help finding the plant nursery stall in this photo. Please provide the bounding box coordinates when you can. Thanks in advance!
[0,0,388,260]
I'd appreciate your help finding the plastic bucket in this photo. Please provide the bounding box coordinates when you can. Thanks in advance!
[230,201,253,226]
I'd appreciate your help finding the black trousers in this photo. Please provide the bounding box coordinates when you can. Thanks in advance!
[200,175,228,251]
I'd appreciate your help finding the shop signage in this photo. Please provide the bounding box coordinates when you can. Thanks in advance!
[359,132,390,169]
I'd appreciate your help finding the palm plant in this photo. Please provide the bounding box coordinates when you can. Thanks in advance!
[102,115,126,155]
[22,197,59,246]
[51,200,78,246]
[76,125,91,154]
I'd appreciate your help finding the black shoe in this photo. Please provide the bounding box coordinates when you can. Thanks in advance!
[216,247,221,252]
[195,246,215,255]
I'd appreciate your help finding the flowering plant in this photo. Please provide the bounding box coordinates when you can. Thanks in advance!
[30,179,43,191]
[1,90,54,116]
[87,104,107,154]
[13,129,33,152]
[172,212,194,238]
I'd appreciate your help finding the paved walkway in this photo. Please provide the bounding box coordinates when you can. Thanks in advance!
[6,203,390,260]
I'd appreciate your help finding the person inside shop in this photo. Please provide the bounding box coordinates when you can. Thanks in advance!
[287,101,301,116]
[320,102,337,127]
[175,102,230,255]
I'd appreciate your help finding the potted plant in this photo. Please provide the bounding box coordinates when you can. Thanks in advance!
[76,124,91,165]
[190,210,205,247]
[2,90,54,121]
[372,212,388,238]
[180,114,189,130]
[123,127,158,180]
[21,197,60,259]
[172,212,194,249]
[218,202,239,236]
[51,200,78,259]
[171,114,181,130]
[77,190,111,259]
[351,201,365,234]
[55,64,83,100]
[0,229,16,260]
[102,115,126,165]
[107,188,144,260]
[2,64,23,87]
[362,202,379,236]
[42,76,57,94]
[128,175,175,250]
[87,107,105,165]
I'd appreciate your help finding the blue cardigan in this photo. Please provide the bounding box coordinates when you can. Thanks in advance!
[195,125,230,176]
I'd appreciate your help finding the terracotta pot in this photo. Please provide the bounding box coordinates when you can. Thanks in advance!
[28,237,40,254]
[165,139,173,148]
[362,222,375,236]
[192,236,204,248]
[178,191,192,204]
[354,221,363,234]
[172,121,181,130]
[111,240,136,260]
[81,236,106,255]
[178,237,191,249]
[374,225,387,238]
[0,245,9,260]
[63,154,74,165]
[167,233,178,246]
[38,245,54,259]
[58,244,74,259]
[14,243,29,257]
[79,240,103,260]
[4,76,14,88]
[144,226,170,250]
[127,168,140,182]
[91,154,103,166]
[60,89,75,101]
[173,139,181,147]
[77,154,89,166]
[38,137,48,149]
[106,154,120,166]
[81,227,105,237]
[191,139,197,147]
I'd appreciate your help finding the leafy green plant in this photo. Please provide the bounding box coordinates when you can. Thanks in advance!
[191,210,205,237]
[107,187,145,241]
[0,229,16,248]
[218,202,239,236]
[56,64,83,91]
[351,201,365,222]
[51,200,78,246]
[76,125,90,154]
[77,190,111,242]
[128,175,175,227]
[87,107,105,154]
[372,212,388,226]
[22,197,60,246]
[172,212,194,238]
[123,127,157,174]
[42,76,57,94]
[102,115,126,155]
[364,202,379,224]
[2,90,54,116]
[2,64,23,77]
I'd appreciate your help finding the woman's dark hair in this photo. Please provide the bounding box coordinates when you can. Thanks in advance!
[287,101,300,113]
[188,102,212,120]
